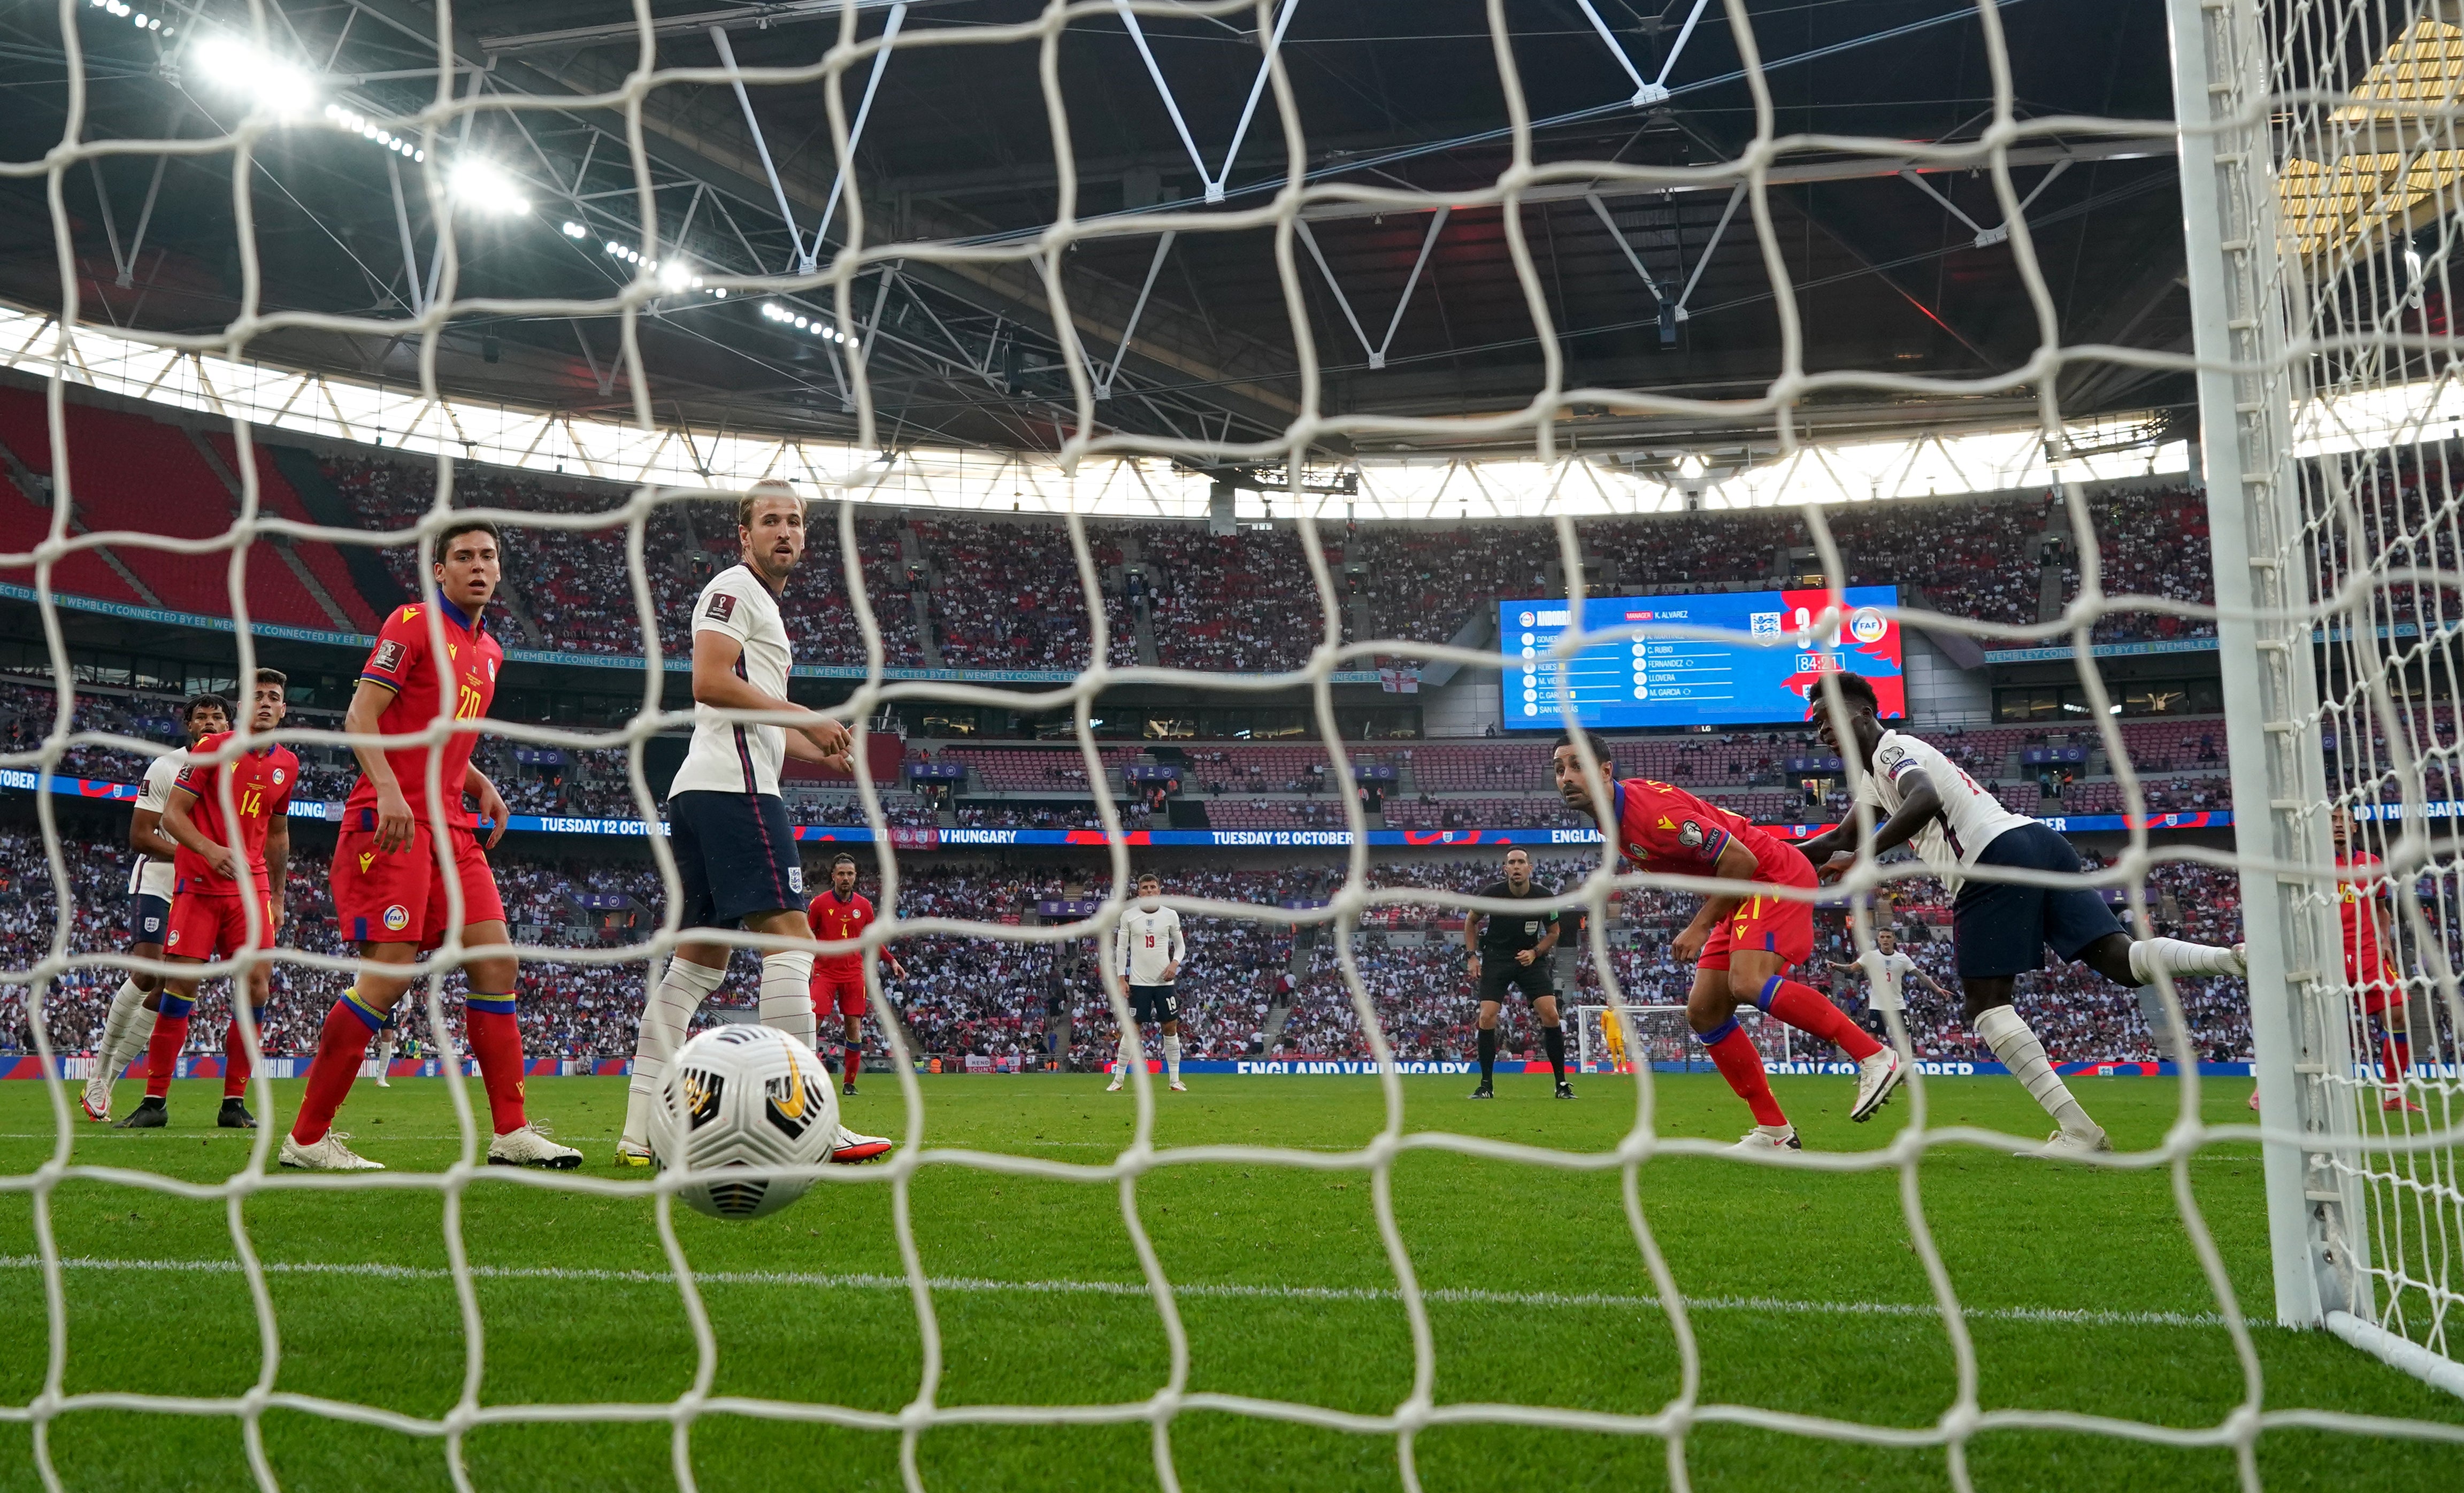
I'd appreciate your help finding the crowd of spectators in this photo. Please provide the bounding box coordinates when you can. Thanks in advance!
[0,828,2357,1078]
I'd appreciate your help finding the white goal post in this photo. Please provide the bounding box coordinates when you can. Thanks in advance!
[2171,0,2464,1390]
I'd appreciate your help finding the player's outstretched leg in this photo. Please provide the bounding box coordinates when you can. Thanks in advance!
[1730,957,1901,1122]
[621,956,726,1164]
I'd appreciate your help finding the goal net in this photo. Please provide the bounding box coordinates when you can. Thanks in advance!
[1,0,2460,1483]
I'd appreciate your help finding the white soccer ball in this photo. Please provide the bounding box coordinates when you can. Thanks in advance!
[650,1025,840,1220]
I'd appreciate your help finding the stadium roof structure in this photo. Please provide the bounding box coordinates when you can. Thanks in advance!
[0,0,2207,477]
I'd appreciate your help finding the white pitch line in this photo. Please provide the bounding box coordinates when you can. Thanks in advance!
[0,1255,2257,1330]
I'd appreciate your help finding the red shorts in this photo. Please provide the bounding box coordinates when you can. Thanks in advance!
[1698,856,1818,971]
[2351,953,2401,1015]
[812,972,866,1018]
[163,890,278,961]
[332,823,506,950]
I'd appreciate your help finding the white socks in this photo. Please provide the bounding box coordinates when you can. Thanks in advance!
[2128,937,2243,982]
[1116,1032,1137,1075]
[96,978,155,1078]
[758,951,816,1048]
[1974,1005,2095,1137]
[1163,1034,1181,1083]
[624,957,726,1148]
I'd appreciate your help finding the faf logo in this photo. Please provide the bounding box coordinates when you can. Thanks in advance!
[272,768,286,786]
[382,904,412,933]
[1849,607,1888,644]
[166,929,181,948]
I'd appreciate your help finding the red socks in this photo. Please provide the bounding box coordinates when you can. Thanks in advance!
[2382,1033,2412,1086]
[289,992,385,1145]
[1700,1020,1788,1127]
[464,997,528,1135]
[1759,978,1883,1060]
[222,1010,264,1098]
[844,1044,862,1086]
[141,1007,193,1100]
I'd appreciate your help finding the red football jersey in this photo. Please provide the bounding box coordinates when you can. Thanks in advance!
[1609,776,1800,885]
[172,732,298,894]
[2337,851,2393,984]
[346,598,503,830]
[809,889,877,978]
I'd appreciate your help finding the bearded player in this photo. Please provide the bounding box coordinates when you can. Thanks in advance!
[83,691,229,1122]
[281,519,578,1172]
[116,672,295,1131]
[1554,735,1904,1150]
[616,481,890,1167]
[809,852,907,1097]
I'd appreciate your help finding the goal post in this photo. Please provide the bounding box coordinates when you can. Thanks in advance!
[2170,0,2462,1387]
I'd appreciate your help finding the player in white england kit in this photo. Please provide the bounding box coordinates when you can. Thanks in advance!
[615,482,890,1167]
[1109,873,1188,1092]
[82,692,230,1122]
[1798,674,2246,1157]
[1826,926,1951,1041]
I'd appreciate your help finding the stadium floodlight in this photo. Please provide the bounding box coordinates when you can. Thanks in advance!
[562,221,587,239]
[188,33,318,119]
[657,262,690,293]
[448,158,531,217]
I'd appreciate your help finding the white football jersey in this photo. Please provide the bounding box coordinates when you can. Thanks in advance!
[127,749,188,898]
[670,563,794,798]
[1117,903,1185,986]
[1857,948,1920,1012]
[1857,728,2032,894]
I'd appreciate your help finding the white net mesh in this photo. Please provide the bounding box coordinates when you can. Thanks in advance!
[0,0,2460,1485]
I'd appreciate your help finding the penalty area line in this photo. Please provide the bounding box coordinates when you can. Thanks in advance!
[0,1255,2256,1330]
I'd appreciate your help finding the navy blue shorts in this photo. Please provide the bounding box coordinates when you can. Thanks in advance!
[128,893,171,946]
[669,791,804,931]
[1129,984,1180,1024]
[1952,822,2125,979]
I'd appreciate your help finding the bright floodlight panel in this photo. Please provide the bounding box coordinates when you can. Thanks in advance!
[1498,585,1907,730]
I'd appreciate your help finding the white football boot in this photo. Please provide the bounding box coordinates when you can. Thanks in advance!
[1168,1078,1188,1092]
[1850,1047,1905,1123]
[2024,1126,2114,1160]
[280,1132,385,1171]
[1728,1125,1802,1152]
[488,1123,582,1169]
[829,1123,894,1164]
[612,1138,655,1168]
[79,1071,115,1123]
[1105,1073,1125,1092]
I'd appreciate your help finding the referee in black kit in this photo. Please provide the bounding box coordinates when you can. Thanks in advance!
[1464,848,1571,1100]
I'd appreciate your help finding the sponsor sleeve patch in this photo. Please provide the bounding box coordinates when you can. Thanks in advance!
[369,638,405,675]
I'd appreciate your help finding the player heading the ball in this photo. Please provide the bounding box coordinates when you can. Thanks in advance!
[283,520,579,1172]
[618,481,871,1166]
[1554,735,1905,1149]
[1796,673,2246,1158]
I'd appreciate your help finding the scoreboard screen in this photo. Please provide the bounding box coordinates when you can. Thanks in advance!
[1498,585,1907,730]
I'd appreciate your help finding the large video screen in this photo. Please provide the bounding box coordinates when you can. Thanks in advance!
[1499,586,1906,730]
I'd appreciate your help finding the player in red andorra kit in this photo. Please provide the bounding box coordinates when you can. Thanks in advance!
[282,519,579,1171]
[117,671,296,1131]
[809,853,908,1097]
[2328,807,2422,1113]
[1553,734,1905,1150]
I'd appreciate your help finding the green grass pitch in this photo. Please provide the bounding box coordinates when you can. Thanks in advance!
[1,1071,2458,1492]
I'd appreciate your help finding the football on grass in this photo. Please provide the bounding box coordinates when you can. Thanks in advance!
[651,1025,840,1219]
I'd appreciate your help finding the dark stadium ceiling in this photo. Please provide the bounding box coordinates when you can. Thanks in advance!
[0,0,2194,461]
